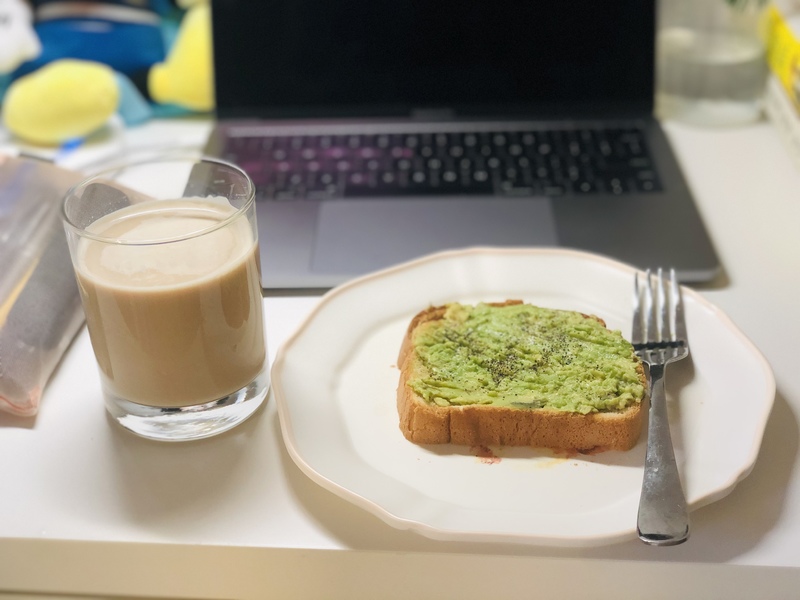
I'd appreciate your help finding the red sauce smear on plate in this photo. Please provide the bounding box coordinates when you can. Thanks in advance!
[472,445,501,464]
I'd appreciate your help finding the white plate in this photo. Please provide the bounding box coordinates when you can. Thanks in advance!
[272,247,775,547]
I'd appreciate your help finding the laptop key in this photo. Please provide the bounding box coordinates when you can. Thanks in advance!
[634,178,660,192]
[574,180,598,194]
[604,177,630,194]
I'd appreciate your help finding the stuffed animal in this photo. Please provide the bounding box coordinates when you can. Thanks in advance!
[0,0,41,74]
[0,0,213,147]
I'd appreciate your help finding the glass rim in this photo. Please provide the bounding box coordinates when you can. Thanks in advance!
[61,155,255,246]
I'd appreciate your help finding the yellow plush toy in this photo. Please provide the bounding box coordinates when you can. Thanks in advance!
[0,0,213,147]
[149,2,213,112]
[3,60,119,146]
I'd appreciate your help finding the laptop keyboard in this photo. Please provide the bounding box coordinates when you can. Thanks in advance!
[222,126,662,201]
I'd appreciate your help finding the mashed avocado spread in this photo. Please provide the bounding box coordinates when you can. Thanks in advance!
[409,303,644,414]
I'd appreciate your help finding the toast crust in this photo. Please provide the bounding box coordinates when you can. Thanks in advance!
[396,302,646,452]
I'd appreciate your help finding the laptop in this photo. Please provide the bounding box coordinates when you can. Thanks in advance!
[204,0,721,289]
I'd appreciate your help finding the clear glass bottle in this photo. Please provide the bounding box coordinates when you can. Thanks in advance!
[656,0,769,126]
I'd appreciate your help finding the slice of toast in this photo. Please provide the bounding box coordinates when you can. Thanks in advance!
[396,301,647,452]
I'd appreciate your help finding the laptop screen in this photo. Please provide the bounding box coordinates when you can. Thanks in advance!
[212,0,655,120]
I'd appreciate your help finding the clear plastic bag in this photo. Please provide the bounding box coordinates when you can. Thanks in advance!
[0,156,85,416]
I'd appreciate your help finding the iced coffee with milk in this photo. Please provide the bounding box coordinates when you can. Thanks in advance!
[76,197,265,407]
[63,158,269,441]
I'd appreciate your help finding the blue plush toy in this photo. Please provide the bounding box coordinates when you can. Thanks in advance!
[0,0,213,146]
[13,0,173,79]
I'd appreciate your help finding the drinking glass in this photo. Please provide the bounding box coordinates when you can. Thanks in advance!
[62,156,269,441]
[656,0,769,126]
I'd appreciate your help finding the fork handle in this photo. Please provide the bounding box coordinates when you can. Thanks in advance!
[637,365,690,546]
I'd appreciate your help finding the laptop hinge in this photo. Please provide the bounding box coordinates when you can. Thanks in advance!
[410,108,456,120]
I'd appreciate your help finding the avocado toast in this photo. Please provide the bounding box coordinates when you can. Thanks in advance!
[396,301,647,452]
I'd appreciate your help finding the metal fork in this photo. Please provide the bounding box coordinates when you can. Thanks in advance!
[632,268,690,546]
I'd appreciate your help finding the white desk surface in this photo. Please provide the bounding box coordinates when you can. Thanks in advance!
[1,117,800,599]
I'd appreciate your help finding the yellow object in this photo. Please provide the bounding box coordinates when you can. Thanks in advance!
[764,4,800,108]
[2,59,119,146]
[176,0,209,8]
[149,3,215,111]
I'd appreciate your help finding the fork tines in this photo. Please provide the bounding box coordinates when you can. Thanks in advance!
[632,268,687,360]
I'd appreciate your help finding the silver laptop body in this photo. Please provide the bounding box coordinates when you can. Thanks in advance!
[205,0,720,289]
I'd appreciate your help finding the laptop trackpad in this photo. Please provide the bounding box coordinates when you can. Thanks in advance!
[311,198,558,275]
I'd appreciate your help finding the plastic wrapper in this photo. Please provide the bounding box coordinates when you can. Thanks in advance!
[0,156,85,417]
